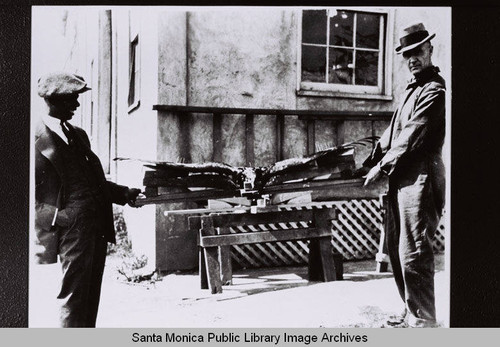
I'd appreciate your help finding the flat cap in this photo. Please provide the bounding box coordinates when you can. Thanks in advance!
[37,71,91,98]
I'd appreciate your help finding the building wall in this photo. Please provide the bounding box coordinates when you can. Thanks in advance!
[155,7,450,169]
[112,8,160,264]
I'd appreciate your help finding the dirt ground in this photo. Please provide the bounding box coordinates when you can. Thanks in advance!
[99,253,447,328]
[29,253,447,328]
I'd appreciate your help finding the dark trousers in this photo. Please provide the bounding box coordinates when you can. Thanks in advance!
[386,174,441,326]
[57,208,108,327]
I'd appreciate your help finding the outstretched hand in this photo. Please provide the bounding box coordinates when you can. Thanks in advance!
[127,188,143,207]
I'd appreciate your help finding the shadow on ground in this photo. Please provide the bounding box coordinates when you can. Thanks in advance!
[157,253,443,303]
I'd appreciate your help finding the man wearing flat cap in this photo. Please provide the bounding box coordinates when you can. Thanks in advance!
[34,71,142,327]
[363,23,446,328]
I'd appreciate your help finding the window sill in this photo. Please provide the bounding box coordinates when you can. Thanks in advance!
[297,89,393,101]
[128,100,141,114]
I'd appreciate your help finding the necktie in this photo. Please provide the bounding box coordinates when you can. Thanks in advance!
[59,120,106,184]
[60,120,91,161]
[60,120,74,145]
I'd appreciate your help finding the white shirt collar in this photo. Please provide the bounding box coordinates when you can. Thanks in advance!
[42,114,69,144]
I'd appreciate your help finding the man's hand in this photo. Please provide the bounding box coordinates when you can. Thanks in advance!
[126,188,143,207]
[363,164,383,186]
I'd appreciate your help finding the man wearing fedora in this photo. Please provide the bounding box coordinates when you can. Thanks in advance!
[363,23,446,328]
[34,72,142,327]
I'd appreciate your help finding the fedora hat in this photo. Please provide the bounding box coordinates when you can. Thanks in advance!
[395,23,435,54]
[38,71,91,98]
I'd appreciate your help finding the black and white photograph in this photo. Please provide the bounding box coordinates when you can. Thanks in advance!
[29,6,452,329]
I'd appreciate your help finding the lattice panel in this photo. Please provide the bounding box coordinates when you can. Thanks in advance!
[229,200,446,268]
[330,200,382,260]
[230,203,333,269]
[433,217,446,253]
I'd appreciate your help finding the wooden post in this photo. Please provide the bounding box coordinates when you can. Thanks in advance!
[276,113,284,162]
[212,113,222,162]
[200,216,222,294]
[198,237,208,289]
[309,208,338,282]
[307,119,315,155]
[245,113,255,166]
[218,226,233,285]
[376,193,389,272]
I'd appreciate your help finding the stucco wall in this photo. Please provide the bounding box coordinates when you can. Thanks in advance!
[154,7,450,169]
[113,8,160,264]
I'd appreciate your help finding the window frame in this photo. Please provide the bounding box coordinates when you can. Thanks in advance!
[128,30,141,113]
[297,7,394,100]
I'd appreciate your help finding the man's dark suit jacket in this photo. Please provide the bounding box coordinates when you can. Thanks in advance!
[34,120,129,264]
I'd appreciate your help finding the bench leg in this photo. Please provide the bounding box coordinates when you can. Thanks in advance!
[219,227,233,285]
[309,209,339,282]
[204,246,223,294]
[308,237,337,281]
[199,246,208,289]
[333,253,344,280]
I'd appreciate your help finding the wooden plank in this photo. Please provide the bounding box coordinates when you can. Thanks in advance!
[335,120,345,146]
[208,209,316,227]
[264,162,354,186]
[199,240,208,289]
[135,189,240,206]
[257,224,308,264]
[212,113,223,162]
[262,178,365,195]
[178,112,192,163]
[218,226,233,285]
[313,209,337,281]
[318,237,337,281]
[306,119,315,155]
[143,174,238,190]
[245,113,255,166]
[200,217,222,294]
[199,228,332,247]
[137,179,367,205]
[307,238,322,281]
[242,223,306,265]
[153,104,393,120]
[276,113,284,162]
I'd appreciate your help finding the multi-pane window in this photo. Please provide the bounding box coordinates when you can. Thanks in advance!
[300,8,390,97]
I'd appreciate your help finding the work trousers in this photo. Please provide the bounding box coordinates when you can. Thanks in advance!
[57,207,108,327]
[385,173,442,327]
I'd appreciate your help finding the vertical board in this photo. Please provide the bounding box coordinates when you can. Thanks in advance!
[221,114,246,166]
[314,119,337,151]
[189,113,213,163]
[254,114,277,167]
[282,115,307,159]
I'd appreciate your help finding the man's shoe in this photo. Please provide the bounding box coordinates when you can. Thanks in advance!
[407,314,438,328]
[386,309,407,326]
